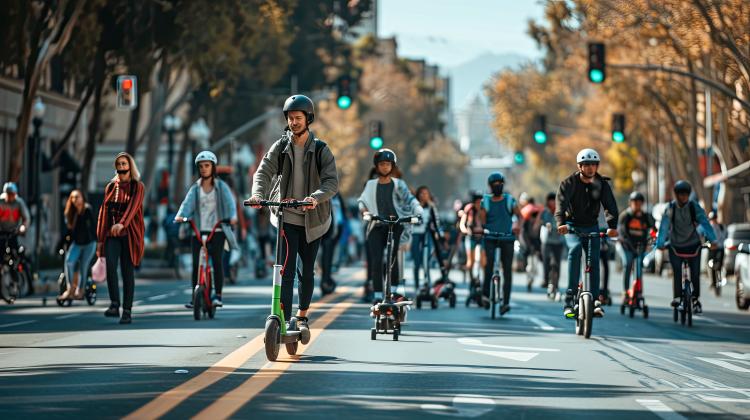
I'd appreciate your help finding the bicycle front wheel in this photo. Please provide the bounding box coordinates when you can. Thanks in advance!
[490,274,499,319]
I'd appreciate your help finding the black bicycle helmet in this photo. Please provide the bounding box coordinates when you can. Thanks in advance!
[373,148,397,165]
[487,172,505,185]
[673,180,692,195]
[629,191,645,202]
[470,190,483,201]
[283,95,315,124]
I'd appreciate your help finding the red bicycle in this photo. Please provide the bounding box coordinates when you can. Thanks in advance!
[180,218,227,320]
[620,240,650,319]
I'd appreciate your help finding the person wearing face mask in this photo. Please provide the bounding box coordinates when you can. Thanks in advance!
[479,172,522,315]
[96,152,145,324]
[175,151,238,309]
[555,148,618,318]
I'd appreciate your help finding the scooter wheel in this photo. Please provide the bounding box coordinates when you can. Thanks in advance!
[56,298,65,307]
[264,318,281,361]
[620,304,625,315]
[286,341,298,356]
[370,328,377,341]
[643,305,649,319]
[86,291,97,306]
[465,297,470,307]
[430,296,438,310]
[300,326,311,345]
[416,297,422,309]
[449,294,456,308]
[629,305,635,318]
[392,329,399,341]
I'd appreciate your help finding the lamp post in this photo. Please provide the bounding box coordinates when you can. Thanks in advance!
[188,118,211,176]
[31,97,45,275]
[163,115,182,202]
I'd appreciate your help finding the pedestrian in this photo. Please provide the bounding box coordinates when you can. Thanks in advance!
[96,152,145,324]
[60,189,97,300]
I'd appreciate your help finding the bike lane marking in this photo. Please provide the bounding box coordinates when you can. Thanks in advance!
[0,320,36,328]
[192,299,354,420]
[635,399,686,420]
[123,289,349,420]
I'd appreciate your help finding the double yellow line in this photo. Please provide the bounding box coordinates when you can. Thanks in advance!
[125,288,354,420]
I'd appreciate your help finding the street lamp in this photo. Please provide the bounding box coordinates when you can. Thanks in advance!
[31,97,45,277]
[163,114,182,174]
[188,118,211,176]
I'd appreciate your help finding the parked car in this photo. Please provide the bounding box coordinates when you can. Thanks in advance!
[723,223,750,280]
[734,242,750,310]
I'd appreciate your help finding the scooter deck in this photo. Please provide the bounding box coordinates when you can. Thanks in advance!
[281,331,301,344]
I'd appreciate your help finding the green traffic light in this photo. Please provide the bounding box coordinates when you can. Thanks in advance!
[337,95,352,109]
[369,137,383,149]
[612,131,625,143]
[534,131,547,144]
[589,69,604,83]
[514,152,524,164]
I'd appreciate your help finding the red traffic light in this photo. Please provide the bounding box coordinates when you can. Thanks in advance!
[121,78,133,90]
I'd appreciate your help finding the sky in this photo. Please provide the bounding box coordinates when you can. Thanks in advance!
[378,0,547,69]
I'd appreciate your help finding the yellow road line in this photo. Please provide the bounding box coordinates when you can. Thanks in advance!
[192,300,354,420]
[123,290,347,420]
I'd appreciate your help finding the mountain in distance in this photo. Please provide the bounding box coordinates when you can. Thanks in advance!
[447,52,530,110]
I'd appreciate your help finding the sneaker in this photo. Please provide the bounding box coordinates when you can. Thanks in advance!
[298,316,310,344]
[670,298,681,308]
[500,304,511,315]
[692,298,703,314]
[212,295,223,307]
[594,300,605,318]
[119,309,132,324]
[297,316,309,330]
[185,301,194,309]
[563,305,575,318]
[104,304,120,318]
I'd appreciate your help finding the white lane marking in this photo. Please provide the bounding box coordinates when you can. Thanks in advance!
[696,357,750,373]
[421,395,495,418]
[0,320,36,328]
[528,316,555,331]
[55,313,79,320]
[676,372,750,399]
[611,339,693,371]
[698,395,750,403]
[458,338,559,352]
[719,352,750,360]
[635,399,686,420]
[700,316,733,327]
[146,293,170,301]
[467,349,539,362]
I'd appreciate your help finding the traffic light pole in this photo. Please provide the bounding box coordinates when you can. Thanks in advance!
[609,63,750,112]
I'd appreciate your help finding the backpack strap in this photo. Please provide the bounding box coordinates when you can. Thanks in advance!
[314,139,327,176]
[482,194,513,216]
[670,200,697,227]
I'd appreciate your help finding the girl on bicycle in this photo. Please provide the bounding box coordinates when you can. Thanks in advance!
[175,151,238,309]
[61,190,97,301]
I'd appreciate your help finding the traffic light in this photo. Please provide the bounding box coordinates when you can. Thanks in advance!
[513,151,525,165]
[612,113,625,142]
[117,75,138,110]
[587,43,606,84]
[369,120,383,149]
[337,75,352,110]
[532,114,547,144]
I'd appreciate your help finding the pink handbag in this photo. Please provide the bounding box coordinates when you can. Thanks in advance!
[92,257,106,283]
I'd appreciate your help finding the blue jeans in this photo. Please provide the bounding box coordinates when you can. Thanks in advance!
[65,241,96,289]
[621,248,644,291]
[411,232,429,289]
[565,225,601,299]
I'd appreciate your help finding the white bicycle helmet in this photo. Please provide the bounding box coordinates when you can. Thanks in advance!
[195,150,217,166]
[576,148,600,164]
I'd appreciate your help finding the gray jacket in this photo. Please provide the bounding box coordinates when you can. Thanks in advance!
[251,131,339,242]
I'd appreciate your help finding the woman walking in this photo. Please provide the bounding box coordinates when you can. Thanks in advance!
[96,152,145,324]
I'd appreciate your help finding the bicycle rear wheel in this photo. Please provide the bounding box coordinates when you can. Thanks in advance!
[1,267,18,304]
[193,285,203,320]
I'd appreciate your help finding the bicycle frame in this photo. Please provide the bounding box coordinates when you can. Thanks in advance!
[183,219,226,315]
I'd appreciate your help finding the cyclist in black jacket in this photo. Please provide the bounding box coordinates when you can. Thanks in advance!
[555,148,618,318]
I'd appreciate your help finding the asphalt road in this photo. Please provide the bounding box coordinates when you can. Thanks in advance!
[1,261,749,419]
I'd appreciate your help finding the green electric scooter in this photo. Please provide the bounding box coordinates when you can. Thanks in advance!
[244,198,311,361]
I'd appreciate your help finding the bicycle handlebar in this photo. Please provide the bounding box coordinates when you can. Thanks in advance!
[482,229,514,238]
[567,227,607,238]
[363,213,421,225]
[243,199,309,208]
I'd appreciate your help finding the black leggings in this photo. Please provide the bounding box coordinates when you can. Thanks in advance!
[669,247,701,299]
[366,225,403,293]
[542,242,564,289]
[191,231,226,296]
[280,224,321,320]
[483,240,514,304]
[105,236,135,310]
[320,227,341,283]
